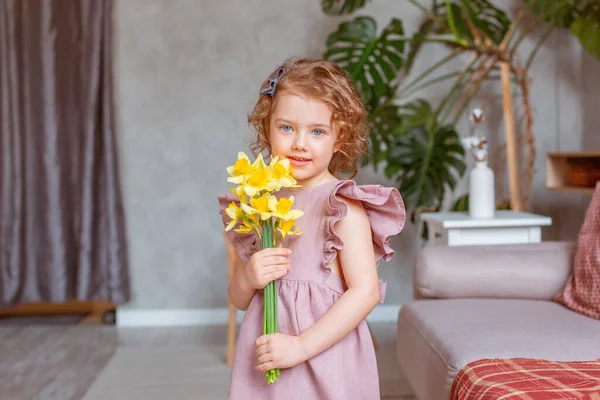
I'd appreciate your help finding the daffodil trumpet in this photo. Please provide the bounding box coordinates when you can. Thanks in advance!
[224,152,304,384]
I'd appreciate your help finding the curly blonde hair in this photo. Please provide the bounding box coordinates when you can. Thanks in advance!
[248,58,368,178]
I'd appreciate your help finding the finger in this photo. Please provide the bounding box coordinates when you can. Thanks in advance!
[259,262,291,275]
[261,255,290,266]
[263,269,289,282]
[256,343,270,357]
[255,334,270,347]
[255,361,276,372]
[259,247,292,257]
[261,259,290,270]
[261,265,289,276]
[256,352,273,365]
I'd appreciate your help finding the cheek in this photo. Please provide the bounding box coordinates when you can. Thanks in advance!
[268,129,286,154]
[315,140,337,163]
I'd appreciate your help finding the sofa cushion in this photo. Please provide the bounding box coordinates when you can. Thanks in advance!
[555,181,600,320]
[396,299,600,400]
[414,241,575,300]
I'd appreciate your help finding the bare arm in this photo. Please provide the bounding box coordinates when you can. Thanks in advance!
[227,244,292,312]
[298,198,380,359]
[228,252,256,311]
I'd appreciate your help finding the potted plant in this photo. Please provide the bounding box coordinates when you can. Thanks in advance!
[320,0,600,220]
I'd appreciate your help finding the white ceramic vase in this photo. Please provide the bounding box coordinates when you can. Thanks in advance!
[469,160,495,219]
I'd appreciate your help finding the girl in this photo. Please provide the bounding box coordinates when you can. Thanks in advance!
[218,58,406,399]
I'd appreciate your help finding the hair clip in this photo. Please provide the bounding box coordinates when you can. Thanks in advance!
[259,66,286,97]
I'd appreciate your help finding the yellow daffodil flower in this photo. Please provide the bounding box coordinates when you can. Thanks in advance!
[224,202,243,231]
[227,152,254,185]
[269,157,298,190]
[234,213,260,235]
[244,154,278,196]
[234,219,254,234]
[223,151,305,385]
[241,193,275,221]
[277,219,301,238]
[230,186,248,204]
[268,196,304,221]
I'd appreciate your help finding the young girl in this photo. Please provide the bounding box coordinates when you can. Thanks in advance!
[218,58,406,399]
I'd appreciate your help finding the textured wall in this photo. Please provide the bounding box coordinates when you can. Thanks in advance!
[115,0,600,309]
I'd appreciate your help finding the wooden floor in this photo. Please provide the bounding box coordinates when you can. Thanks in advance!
[0,318,415,399]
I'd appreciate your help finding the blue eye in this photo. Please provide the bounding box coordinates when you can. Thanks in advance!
[281,125,292,132]
[312,129,324,136]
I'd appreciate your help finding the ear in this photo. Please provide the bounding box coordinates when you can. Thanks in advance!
[334,141,341,153]
[331,121,341,153]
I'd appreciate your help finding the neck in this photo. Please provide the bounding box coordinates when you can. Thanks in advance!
[296,171,336,189]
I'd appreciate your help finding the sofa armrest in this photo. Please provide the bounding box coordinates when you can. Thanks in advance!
[414,241,576,300]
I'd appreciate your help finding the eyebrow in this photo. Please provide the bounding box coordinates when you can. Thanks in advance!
[274,118,331,130]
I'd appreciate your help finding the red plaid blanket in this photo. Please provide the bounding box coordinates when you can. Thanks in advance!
[450,358,600,400]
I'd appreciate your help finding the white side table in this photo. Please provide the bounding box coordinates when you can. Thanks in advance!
[420,210,552,247]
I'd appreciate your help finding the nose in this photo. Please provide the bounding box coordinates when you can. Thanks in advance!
[292,131,307,151]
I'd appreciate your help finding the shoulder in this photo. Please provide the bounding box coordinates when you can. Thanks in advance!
[337,199,371,236]
[332,182,372,237]
[334,190,376,263]
[325,179,406,262]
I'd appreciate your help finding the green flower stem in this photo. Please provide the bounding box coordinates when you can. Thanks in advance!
[274,280,278,334]
[261,221,280,384]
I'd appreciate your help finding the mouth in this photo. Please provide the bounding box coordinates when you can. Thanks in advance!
[287,156,311,167]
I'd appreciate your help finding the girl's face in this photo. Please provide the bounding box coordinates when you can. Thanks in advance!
[269,93,339,188]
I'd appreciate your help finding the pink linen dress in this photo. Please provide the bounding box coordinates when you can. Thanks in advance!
[217,179,406,400]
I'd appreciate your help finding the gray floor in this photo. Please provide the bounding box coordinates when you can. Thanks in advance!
[0,321,415,400]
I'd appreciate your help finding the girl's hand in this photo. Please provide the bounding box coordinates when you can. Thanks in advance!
[243,245,291,290]
[255,333,309,371]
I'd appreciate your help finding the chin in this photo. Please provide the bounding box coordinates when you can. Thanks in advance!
[290,169,312,180]
[291,170,311,181]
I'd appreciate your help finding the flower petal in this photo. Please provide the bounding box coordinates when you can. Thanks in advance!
[241,203,257,215]
[225,219,237,231]
[284,209,304,220]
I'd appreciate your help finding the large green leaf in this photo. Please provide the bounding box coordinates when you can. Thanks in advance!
[405,18,436,75]
[525,0,600,59]
[572,13,600,59]
[384,99,466,210]
[321,0,370,16]
[524,0,580,27]
[324,16,406,105]
[367,103,402,166]
[438,0,510,46]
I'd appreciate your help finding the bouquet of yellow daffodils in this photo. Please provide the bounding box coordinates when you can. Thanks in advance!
[224,152,304,384]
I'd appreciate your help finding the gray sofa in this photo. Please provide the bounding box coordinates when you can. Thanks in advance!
[396,241,600,400]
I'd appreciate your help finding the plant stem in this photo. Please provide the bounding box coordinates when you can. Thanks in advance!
[396,49,463,98]
[261,221,279,384]
[500,8,525,51]
[451,59,498,125]
[524,24,554,71]
[274,280,278,334]
[396,71,461,100]
[511,20,540,53]
[435,54,482,121]
[407,0,450,31]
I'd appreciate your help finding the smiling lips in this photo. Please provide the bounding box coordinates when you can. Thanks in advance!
[288,156,311,167]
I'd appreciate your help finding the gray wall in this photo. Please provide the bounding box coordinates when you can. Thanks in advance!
[115,0,600,310]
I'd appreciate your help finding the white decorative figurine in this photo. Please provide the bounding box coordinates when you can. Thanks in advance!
[461,108,495,219]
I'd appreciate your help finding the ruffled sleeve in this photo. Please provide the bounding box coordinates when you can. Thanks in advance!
[324,180,406,303]
[217,193,259,262]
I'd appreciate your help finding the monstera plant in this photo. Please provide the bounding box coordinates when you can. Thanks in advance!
[527,0,600,59]
[321,0,600,217]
